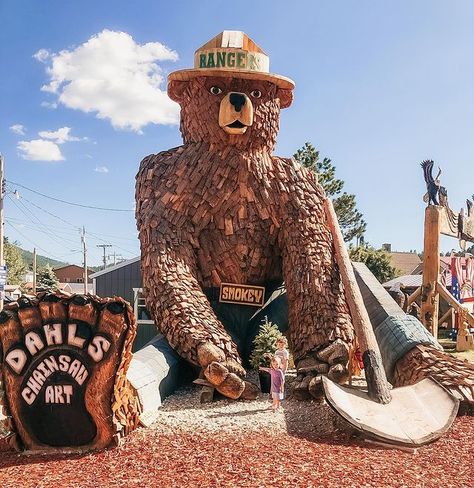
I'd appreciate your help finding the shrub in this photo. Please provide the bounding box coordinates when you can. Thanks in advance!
[249,316,284,369]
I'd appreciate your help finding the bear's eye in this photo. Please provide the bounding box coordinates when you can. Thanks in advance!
[250,89,262,99]
[209,86,222,95]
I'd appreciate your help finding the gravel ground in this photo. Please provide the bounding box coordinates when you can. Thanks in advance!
[152,372,353,439]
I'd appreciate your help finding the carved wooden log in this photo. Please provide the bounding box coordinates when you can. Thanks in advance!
[126,335,191,426]
[353,262,474,410]
[393,345,474,408]
[0,293,140,451]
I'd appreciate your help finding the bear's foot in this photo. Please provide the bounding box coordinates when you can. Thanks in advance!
[197,342,258,400]
[293,340,350,400]
[204,362,258,400]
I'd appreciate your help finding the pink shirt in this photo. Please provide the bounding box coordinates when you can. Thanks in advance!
[260,367,285,393]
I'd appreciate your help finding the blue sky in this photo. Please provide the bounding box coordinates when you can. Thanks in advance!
[1,1,474,266]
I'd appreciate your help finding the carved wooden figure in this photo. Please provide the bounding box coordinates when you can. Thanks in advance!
[136,31,354,399]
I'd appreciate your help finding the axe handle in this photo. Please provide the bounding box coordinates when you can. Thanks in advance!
[324,198,392,404]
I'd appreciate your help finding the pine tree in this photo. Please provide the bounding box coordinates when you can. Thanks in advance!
[4,239,27,285]
[37,264,60,292]
[249,317,284,369]
[294,142,367,242]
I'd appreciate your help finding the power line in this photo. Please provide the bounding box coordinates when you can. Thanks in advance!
[5,217,81,237]
[5,183,139,264]
[14,191,81,231]
[87,231,136,257]
[5,221,65,261]
[7,195,79,248]
[11,193,139,242]
[7,180,134,212]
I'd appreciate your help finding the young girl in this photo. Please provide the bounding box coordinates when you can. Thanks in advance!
[260,356,285,411]
[274,337,289,373]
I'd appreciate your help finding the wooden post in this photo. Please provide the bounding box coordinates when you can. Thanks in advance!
[421,206,441,337]
[82,227,88,294]
[456,307,474,352]
[32,248,37,294]
[0,155,4,312]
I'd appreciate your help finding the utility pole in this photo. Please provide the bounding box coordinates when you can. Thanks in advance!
[0,155,4,311]
[81,227,88,294]
[97,244,112,270]
[33,248,37,294]
[107,251,120,266]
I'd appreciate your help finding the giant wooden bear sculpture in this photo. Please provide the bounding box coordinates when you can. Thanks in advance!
[136,31,354,399]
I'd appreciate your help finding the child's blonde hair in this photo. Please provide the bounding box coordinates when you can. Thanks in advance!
[271,356,282,368]
[277,336,288,347]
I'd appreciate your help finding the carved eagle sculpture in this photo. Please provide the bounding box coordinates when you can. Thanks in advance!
[421,159,442,205]
[467,198,473,218]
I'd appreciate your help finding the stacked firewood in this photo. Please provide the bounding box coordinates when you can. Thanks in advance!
[136,76,355,400]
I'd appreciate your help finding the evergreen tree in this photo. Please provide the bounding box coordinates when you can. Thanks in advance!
[4,239,27,285]
[294,142,367,242]
[349,244,398,283]
[37,264,60,292]
[249,317,284,369]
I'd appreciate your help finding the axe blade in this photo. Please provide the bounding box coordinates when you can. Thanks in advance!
[322,376,459,447]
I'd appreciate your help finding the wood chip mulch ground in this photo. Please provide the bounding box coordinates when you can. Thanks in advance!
[1,392,473,488]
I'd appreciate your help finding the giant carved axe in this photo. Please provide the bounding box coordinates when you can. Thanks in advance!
[322,198,459,447]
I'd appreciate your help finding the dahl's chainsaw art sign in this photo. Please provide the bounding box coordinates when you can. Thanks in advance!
[0,294,139,451]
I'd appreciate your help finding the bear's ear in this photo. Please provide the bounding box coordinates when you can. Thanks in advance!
[277,88,293,109]
[168,80,188,103]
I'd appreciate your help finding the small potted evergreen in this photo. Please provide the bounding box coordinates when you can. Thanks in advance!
[250,316,284,393]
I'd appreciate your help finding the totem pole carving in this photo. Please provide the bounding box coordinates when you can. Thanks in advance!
[136,31,354,400]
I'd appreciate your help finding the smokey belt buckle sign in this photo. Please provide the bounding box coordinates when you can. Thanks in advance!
[219,283,265,307]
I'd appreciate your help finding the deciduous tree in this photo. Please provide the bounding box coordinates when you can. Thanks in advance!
[4,239,27,285]
[349,244,398,283]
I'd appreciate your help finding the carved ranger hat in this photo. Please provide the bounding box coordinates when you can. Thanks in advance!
[168,30,295,90]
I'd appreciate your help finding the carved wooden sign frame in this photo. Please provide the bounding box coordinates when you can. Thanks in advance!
[0,294,139,451]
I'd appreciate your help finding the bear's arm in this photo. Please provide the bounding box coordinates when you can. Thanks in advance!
[274,157,354,363]
[135,151,244,376]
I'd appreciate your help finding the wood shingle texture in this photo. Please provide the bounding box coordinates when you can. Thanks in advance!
[135,34,355,400]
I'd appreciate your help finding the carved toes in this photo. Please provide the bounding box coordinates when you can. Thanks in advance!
[203,361,249,400]
[197,342,226,367]
[316,339,349,365]
[293,340,351,400]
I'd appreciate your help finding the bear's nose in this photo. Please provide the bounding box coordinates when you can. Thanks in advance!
[229,93,246,112]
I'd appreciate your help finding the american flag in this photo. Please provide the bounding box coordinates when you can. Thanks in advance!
[451,256,462,302]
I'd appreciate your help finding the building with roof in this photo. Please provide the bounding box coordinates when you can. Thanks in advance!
[90,257,156,351]
[53,264,93,284]
[382,244,422,276]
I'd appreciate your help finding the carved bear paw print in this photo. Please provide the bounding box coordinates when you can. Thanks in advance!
[293,339,350,400]
[197,342,259,400]
[0,293,138,451]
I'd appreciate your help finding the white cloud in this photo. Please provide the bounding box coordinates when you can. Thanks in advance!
[10,124,26,135]
[41,101,58,109]
[33,48,50,63]
[94,165,109,173]
[38,127,81,144]
[36,29,180,132]
[17,139,64,161]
